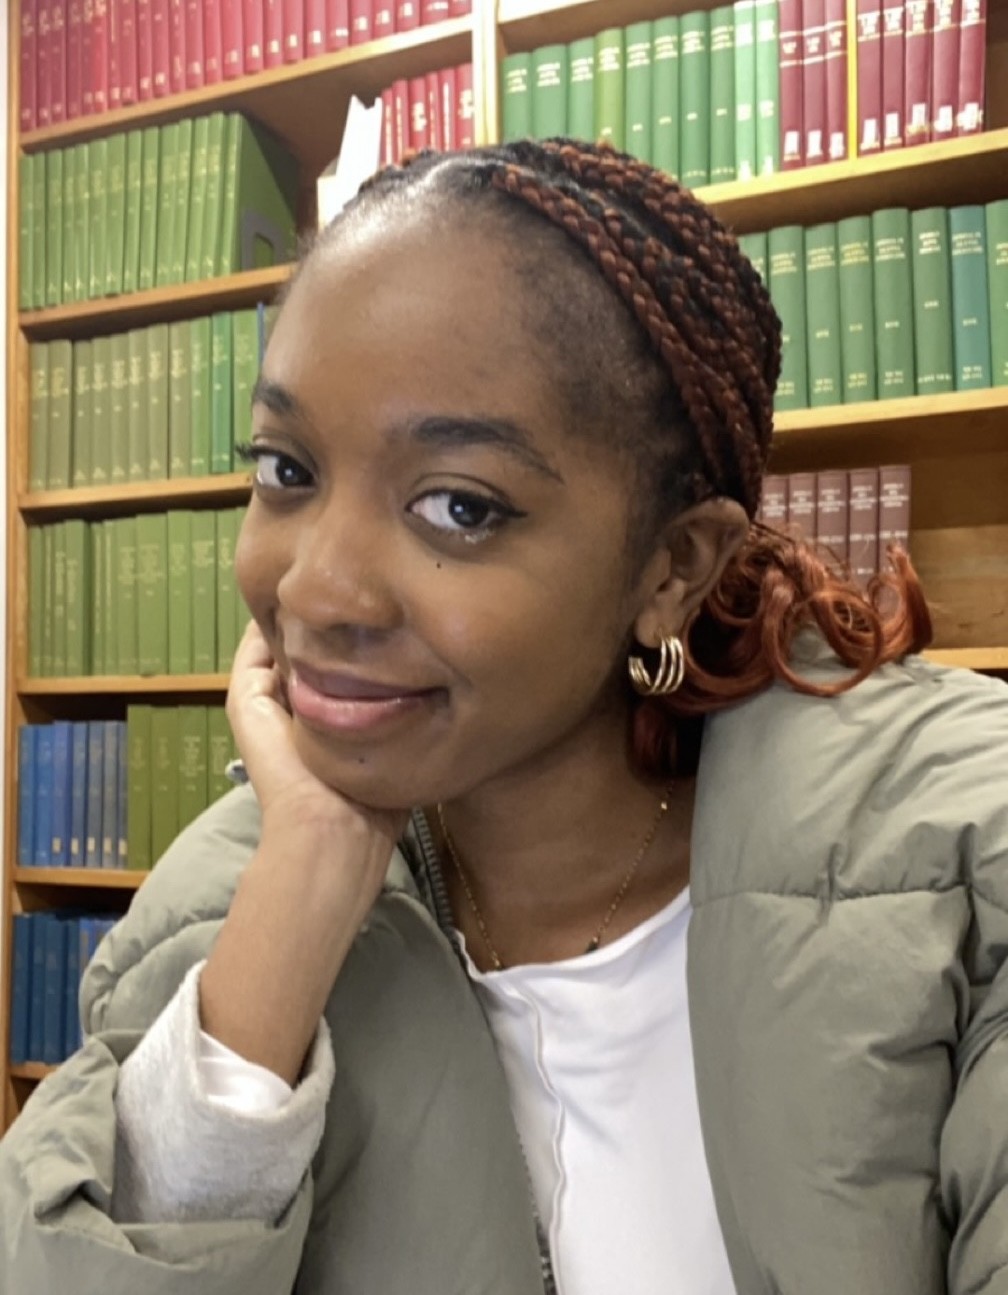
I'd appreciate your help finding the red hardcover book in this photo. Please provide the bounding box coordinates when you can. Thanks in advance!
[221,0,244,77]
[168,0,185,91]
[204,0,223,82]
[380,86,395,166]
[904,0,933,144]
[455,61,474,147]
[824,0,847,159]
[136,0,153,98]
[109,0,123,109]
[391,78,409,163]
[325,0,349,49]
[92,0,109,111]
[150,0,168,96]
[439,65,456,148]
[802,0,827,165]
[930,0,960,138]
[955,0,986,133]
[815,470,849,562]
[243,0,264,70]
[66,0,83,117]
[374,1,394,39]
[408,76,430,149]
[779,0,805,168]
[264,0,282,65]
[426,71,441,148]
[185,0,205,85]
[881,1,904,147]
[36,0,50,126]
[349,0,372,44]
[118,0,138,103]
[305,0,325,54]
[448,0,470,14]
[848,467,880,585]
[421,0,449,22]
[282,0,304,61]
[396,0,419,31]
[19,0,37,132]
[49,1,68,121]
[856,0,883,152]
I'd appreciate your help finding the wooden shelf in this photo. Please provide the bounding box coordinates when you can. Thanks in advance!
[8,1062,55,1082]
[19,20,475,178]
[498,0,727,47]
[923,647,1008,671]
[20,473,252,519]
[18,674,231,696]
[14,867,151,889]
[18,266,290,340]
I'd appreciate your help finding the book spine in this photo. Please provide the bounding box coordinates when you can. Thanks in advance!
[71,340,92,487]
[30,344,50,492]
[620,25,650,162]
[59,149,75,304]
[87,136,108,300]
[815,469,849,561]
[804,222,842,406]
[824,0,847,160]
[426,71,442,150]
[837,214,877,400]
[91,0,109,111]
[709,7,736,181]
[437,67,455,151]
[138,126,160,292]
[177,707,210,833]
[114,516,139,672]
[34,727,54,865]
[17,728,37,867]
[949,204,992,389]
[409,75,430,149]
[881,0,905,147]
[50,0,68,121]
[734,0,757,180]
[44,150,63,309]
[421,0,449,21]
[21,0,38,131]
[42,917,68,1061]
[326,0,349,50]
[65,0,84,118]
[848,466,880,585]
[910,205,954,393]
[985,199,1008,385]
[931,0,960,138]
[650,19,679,177]
[63,915,82,1054]
[102,517,117,668]
[737,230,768,284]
[191,510,218,671]
[904,0,933,145]
[136,511,168,674]
[679,11,710,184]
[778,0,804,169]
[501,53,532,141]
[10,916,34,1063]
[48,339,73,490]
[754,0,780,173]
[126,328,146,481]
[28,529,45,677]
[172,118,193,284]
[871,207,915,397]
[204,0,223,81]
[594,27,626,153]
[263,0,282,65]
[955,0,986,133]
[182,0,204,84]
[168,319,192,476]
[396,0,419,32]
[69,721,88,866]
[284,0,305,58]
[221,0,244,76]
[63,518,91,676]
[107,0,122,110]
[37,0,51,128]
[216,510,239,671]
[769,225,809,409]
[118,0,138,103]
[185,118,210,282]
[379,87,394,165]
[18,156,34,312]
[878,463,911,559]
[760,473,788,528]
[105,134,127,297]
[121,132,143,293]
[150,0,168,95]
[100,719,119,867]
[448,0,469,12]
[243,0,264,69]
[29,915,49,1057]
[201,112,226,279]
[147,322,170,479]
[168,0,185,90]
[786,471,817,540]
[211,313,234,473]
[167,509,193,673]
[154,122,179,288]
[189,316,212,473]
[126,705,152,870]
[33,153,48,309]
[455,62,475,148]
[136,0,153,98]
[41,525,55,677]
[802,0,827,165]
[151,710,179,864]
[533,43,569,141]
[89,522,104,673]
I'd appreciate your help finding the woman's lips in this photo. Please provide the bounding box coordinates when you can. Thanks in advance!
[286,662,442,734]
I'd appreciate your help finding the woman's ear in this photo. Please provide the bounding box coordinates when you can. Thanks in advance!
[633,498,750,648]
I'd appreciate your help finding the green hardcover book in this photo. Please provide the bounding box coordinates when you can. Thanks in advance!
[89,336,112,485]
[91,523,105,675]
[71,339,93,487]
[138,126,161,292]
[207,707,236,803]
[210,313,234,473]
[136,511,169,675]
[804,223,842,407]
[150,707,180,865]
[949,205,992,390]
[63,518,91,676]
[44,149,63,306]
[177,706,209,832]
[594,28,626,152]
[61,146,76,302]
[102,518,117,672]
[910,206,954,394]
[532,44,568,139]
[28,526,45,677]
[41,524,54,676]
[47,340,74,490]
[837,215,877,402]
[32,152,47,309]
[987,200,1008,386]
[218,114,299,275]
[733,0,757,179]
[52,522,68,676]
[104,132,127,296]
[18,153,33,310]
[754,0,780,174]
[185,116,211,281]
[652,18,681,177]
[127,328,147,480]
[679,10,711,187]
[231,309,258,461]
[201,113,227,280]
[172,117,194,284]
[768,225,809,410]
[709,7,736,183]
[167,510,193,674]
[155,123,179,288]
[126,705,153,870]
[625,23,654,163]
[88,135,108,300]
[567,38,595,142]
[168,320,192,477]
[737,230,768,286]
[191,510,218,673]
[216,508,238,672]
[108,332,130,483]
[501,53,533,141]
[29,343,50,492]
[115,517,139,674]
[146,322,170,479]
[189,316,212,475]
[234,505,249,648]
[872,208,916,399]
[123,130,144,294]
[74,144,91,302]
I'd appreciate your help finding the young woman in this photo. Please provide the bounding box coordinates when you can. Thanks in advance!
[2,140,1006,1295]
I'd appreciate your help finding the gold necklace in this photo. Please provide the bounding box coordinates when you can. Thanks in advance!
[435,786,673,971]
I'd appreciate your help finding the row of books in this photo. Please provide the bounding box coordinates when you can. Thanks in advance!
[18,111,297,310]
[17,707,237,876]
[28,509,249,678]
[9,913,115,1066]
[18,0,473,131]
[756,464,912,585]
[739,200,1008,411]
[378,63,476,164]
[28,305,273,492]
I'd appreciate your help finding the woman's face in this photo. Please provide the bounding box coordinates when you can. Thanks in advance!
[236,215,661,809]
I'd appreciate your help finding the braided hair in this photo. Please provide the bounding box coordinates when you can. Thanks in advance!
[292,138,931,775]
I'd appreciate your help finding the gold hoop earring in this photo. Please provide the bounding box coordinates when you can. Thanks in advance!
[628,634,685,696]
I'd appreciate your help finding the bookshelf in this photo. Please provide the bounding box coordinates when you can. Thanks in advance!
[3,0,1008,1131]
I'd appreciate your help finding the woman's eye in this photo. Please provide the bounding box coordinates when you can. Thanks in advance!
[408,490,518,540]
[239,446,313,491]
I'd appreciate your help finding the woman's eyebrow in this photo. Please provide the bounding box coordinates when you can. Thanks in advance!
[404,415,565,483]
[251,376,305,420]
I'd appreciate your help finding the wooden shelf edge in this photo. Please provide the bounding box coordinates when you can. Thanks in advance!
[922,647,1008,671]
[774,385,1008,436]
[14,867,151,889]
[8,1062,56,1081]
[19,473,252,516]
[18,674,231,695]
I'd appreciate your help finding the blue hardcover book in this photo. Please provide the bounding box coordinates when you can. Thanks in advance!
[29,913,51,1059]
[69,722,89,867]
[10,914,35,1063]
[33,729,54,867]
[116,719,129,866]
[49,721,73,867]
[42,915,69,1064]
[101,721,120,868]
[17,725,37,867]
[63,916,82,1057]
[85,721,104,868]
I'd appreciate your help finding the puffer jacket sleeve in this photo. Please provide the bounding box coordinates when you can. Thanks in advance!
[0,784,314,1295]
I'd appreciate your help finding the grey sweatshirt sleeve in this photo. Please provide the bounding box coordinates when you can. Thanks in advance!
[113,961,335,1224]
